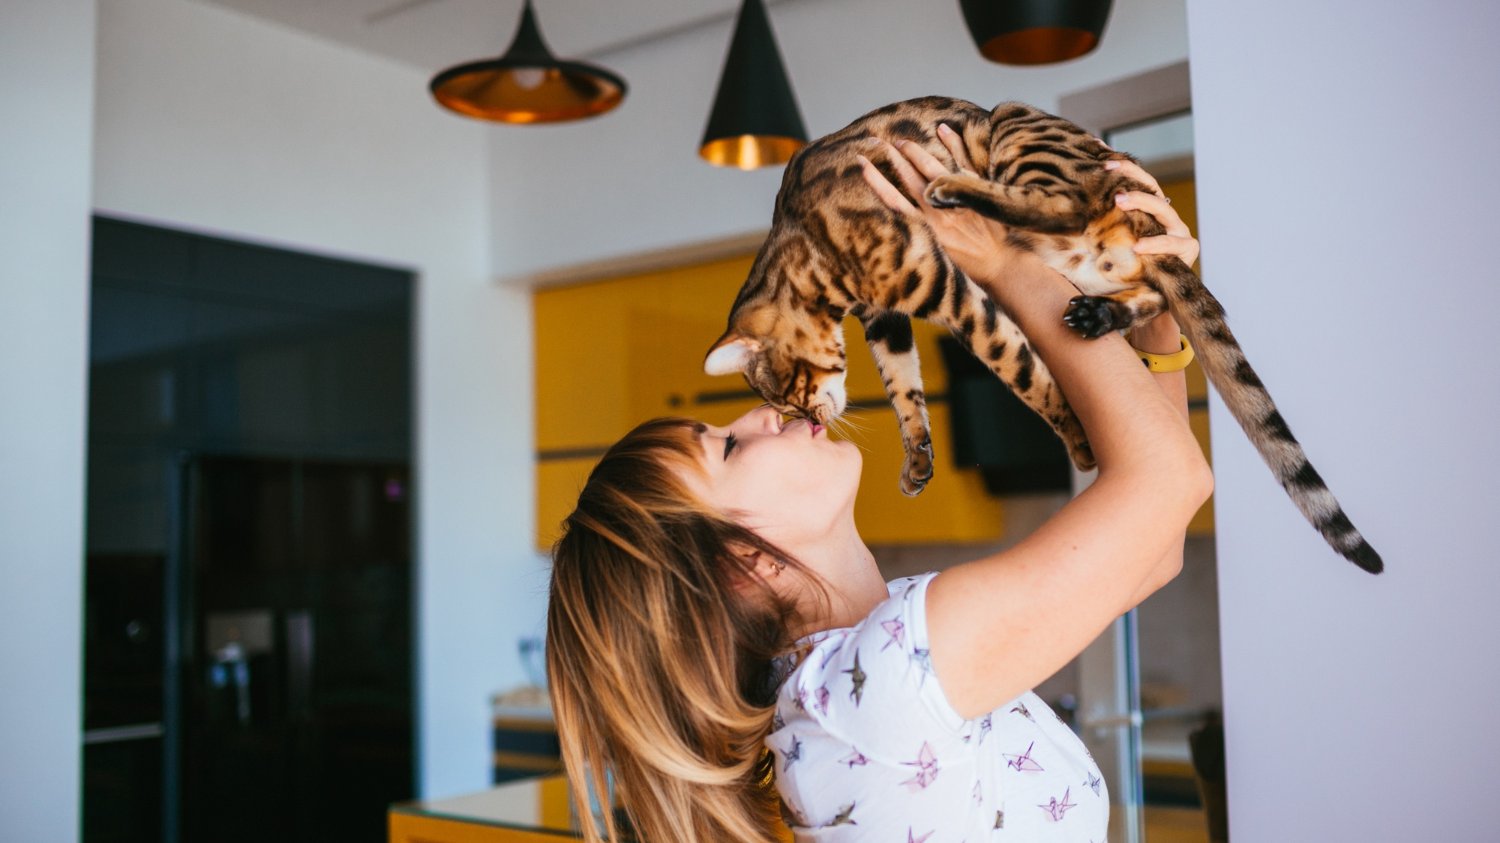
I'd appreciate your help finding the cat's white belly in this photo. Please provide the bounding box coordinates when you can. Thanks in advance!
[1041,245,1138,296]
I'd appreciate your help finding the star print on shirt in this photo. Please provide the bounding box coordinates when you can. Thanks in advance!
[843,651,867,706]
[1004,741,1044,772]
[900,741,940,791]
[1038,788,1077,822]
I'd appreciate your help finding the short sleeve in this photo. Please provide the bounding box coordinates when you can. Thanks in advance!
[780,572,969,761]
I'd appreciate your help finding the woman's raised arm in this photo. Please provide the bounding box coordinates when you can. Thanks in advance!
[860,138,1212,719]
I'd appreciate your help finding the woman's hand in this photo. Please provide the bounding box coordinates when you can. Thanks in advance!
[859,129,1201,277]
[857,124,1027,284]
[1105,158,1200,268]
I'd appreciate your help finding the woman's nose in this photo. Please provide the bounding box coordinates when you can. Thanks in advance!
[744,404,782,432]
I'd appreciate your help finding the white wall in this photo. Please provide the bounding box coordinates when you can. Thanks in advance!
[93,0,541,799]
[0,2,96,837]
[1185,2,1500,838]
[489,0,1190,281]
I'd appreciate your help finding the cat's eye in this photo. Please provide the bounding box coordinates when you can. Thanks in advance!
[723,434,738,459]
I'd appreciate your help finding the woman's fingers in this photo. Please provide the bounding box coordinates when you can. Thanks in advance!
[857,154,918,215]
[937,123,977,173]
[1105,159,1165,198]
[1115,191,1190,237]
[882,141,937,202]
[887,138,950,183]
[1117,189,1199,264]
[1132,235,1200,266]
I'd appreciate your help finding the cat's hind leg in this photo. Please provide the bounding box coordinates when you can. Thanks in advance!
[924,172,1090,234]
[860,311,935,496]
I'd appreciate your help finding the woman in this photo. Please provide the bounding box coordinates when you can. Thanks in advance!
[546,135,1212,842]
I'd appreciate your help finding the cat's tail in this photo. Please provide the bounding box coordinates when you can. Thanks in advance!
[1152,258,1383,574]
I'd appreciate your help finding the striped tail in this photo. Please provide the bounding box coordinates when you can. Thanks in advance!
[1152,259,1383,574]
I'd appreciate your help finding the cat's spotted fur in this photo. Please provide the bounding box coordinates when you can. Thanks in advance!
[704,97,1381,573]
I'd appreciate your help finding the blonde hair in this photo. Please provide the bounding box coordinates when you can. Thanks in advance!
[546,417,820,842]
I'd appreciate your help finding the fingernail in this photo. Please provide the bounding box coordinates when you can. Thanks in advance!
[856,154,871,167]
[938,123,954,136]
[1115,193,1129,206]
[1103,160,1120,170]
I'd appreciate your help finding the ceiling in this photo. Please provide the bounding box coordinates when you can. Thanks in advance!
[191,0,779,72]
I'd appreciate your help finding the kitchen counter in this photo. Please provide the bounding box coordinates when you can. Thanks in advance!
[389,775,579,842]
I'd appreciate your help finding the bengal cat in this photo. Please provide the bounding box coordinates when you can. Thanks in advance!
[703,97,1381,574]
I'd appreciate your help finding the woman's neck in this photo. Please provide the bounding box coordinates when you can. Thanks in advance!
[787,519,889,639]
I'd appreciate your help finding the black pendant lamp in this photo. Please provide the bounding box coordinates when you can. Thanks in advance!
[958,0,1113,66]
[699,0,808,169]
[430,0,626,124]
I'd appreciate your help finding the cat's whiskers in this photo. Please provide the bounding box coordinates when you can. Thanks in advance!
[827,413,873,445]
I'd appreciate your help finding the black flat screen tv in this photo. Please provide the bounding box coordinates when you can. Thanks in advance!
[937,336,1073,495]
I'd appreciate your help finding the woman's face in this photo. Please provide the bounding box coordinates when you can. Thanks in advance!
[690,405,862,549]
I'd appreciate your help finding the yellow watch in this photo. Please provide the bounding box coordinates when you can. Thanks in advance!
[1134,334,1195,373]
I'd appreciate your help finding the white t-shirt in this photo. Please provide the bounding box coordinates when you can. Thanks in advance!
[766,573,1109,841]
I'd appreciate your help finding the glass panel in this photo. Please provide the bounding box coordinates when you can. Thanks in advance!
[1097,109,1223,843]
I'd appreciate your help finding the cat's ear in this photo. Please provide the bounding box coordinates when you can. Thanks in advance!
[704,334,761,376]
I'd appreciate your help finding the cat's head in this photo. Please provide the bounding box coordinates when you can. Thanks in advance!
[703,300,849,425]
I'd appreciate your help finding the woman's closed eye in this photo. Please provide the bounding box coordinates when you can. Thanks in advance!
[723,434,739,459]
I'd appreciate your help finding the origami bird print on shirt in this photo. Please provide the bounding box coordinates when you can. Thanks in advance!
[840,749,868,769]
[1004,741,1044,773]
[1038,788,1077,822]
[881,617,905,651]
[907,829,935,843]
[782,736,803,771]
[826,803,857,827]
[900,742,940,791]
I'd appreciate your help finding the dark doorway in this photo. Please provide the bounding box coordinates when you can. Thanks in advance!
[83,217,415,843]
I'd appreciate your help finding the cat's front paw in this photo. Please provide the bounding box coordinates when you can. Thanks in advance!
[924,175,971,210]
[1063,295,1116,339]
[900,438,935,496]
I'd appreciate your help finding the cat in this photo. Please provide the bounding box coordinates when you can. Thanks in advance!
[702,97,1382,574]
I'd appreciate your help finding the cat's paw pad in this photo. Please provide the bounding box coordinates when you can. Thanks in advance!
[900,439,934,496]
[1063,295,1116,339]
[924,176,970,209]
